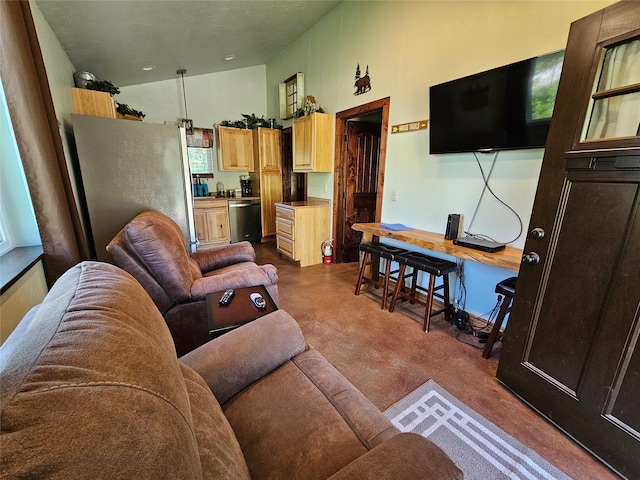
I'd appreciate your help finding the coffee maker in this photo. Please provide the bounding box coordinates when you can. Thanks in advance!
[240,176,253,197]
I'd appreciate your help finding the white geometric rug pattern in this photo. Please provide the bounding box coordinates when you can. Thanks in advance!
[384,380,572,480]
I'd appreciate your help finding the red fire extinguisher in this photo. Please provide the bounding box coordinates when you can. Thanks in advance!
[321,239,333,264]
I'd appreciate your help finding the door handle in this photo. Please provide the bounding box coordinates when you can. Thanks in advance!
[530,227,545,239]
[522,252,540,265]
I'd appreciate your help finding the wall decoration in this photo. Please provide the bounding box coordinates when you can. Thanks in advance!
[391,120,428,134]
[354,64,372,95]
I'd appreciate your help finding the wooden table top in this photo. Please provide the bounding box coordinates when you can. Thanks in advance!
[352,223,522,272]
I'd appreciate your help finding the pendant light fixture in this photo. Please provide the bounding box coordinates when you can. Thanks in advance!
[177,68,193,134]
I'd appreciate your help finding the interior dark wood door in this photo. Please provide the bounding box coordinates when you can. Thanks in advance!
[341,121,381,263]
[280,127,305,202]
[496,3,640,478]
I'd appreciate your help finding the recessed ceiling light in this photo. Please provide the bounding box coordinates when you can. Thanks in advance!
[142,65,155,71]
[224,55,236,61]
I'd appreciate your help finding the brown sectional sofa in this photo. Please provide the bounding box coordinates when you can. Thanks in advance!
[0,261,462,479]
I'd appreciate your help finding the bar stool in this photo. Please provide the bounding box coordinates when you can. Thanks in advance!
[482,276,516,359]
[388,251,457,332]
[354,242,409,310]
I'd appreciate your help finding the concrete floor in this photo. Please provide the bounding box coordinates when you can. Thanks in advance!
[255,241,619,480]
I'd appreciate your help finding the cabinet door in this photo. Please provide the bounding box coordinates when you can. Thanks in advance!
[260,170,283,237]
[217,126,254,171]
[496,5,640,478]
[194,209,211,244]
[194,206,230,247]
[293,114,313,171]
[208,207,230,243]
[257,128,282,171]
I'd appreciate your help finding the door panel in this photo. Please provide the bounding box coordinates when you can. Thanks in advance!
[342,121,381,263]
[496,4,640,478]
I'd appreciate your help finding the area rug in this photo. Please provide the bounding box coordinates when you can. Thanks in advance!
[384,380,572,480]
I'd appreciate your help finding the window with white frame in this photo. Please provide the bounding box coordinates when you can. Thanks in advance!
[279,73,304,120]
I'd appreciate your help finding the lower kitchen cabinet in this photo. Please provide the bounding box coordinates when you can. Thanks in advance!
[194,198,230,248]
[275,199,330,267]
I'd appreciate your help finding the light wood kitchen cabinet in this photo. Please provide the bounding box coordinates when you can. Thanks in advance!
[194,198,230,248]
[275,199,330,267]
[216,126,254,172]
[292,112,334,172]
[250,128,283,238]
[71,87,116,118]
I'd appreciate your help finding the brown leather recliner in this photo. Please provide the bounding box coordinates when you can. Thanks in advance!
[106,209,279,355]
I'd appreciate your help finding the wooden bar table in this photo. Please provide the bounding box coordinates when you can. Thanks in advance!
[351,223,522,272]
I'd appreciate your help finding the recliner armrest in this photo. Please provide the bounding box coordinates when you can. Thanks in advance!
[328,433,463,480]
[179,310,306,404]
[191,241,256,272]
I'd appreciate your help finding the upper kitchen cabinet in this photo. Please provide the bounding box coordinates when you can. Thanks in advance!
[254,128,282,171]
[216,126,254,171]
[292,112,334,172]
[71,87,116,118]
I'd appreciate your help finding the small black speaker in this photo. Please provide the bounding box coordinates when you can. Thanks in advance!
[445,214,461,240]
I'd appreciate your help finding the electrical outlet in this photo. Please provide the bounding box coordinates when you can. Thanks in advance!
[391,190,397,201]
[323,184,328,193]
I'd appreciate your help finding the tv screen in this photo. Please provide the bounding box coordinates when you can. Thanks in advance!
[429,50,564,154]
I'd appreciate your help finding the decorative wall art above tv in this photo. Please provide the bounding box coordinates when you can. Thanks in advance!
[429,50,565,154]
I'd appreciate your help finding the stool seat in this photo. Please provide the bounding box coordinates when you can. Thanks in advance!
[355,242,410,309]
[397,252,457,276]
[483,276,517,359]
[389,251,456,332]
[495,276,517,297]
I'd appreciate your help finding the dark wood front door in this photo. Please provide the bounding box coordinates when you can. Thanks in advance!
[341,120,381,263]
[496,3,640,478]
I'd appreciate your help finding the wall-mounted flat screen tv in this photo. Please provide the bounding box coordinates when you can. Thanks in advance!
[429,50,564,154]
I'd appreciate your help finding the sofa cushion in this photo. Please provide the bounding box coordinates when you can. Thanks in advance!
[222,349,399,480]
[0,262,227,479]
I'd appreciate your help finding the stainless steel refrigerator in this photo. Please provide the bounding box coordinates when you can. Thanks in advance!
[72,114,195,262]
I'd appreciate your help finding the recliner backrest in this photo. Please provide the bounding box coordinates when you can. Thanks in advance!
[117,210,197,303]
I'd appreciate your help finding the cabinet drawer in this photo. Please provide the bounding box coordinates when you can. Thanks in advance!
[275,217,294,239]
[275,205,294,220]
[276,235,295,258]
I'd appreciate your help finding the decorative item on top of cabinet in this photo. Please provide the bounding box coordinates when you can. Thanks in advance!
[292,112,334,172]
[275,199,330,267]
[193,198,230,248]
[250,128,283,238]
[215,125,254,172]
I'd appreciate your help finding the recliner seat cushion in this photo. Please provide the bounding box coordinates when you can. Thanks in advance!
[222,349,399,480]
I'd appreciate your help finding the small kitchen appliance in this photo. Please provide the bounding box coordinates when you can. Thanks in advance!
[240,177,253,197]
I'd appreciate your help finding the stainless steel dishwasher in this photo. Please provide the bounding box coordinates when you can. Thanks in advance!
[228,198,262,243]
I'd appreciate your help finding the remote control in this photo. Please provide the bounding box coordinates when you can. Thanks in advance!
[218,289,235,305]
[250,293,267,309]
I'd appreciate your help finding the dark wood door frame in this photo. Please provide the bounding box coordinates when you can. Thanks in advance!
[333,97,390,263]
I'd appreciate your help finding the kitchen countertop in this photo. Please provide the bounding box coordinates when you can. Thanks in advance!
[275,197,330,208]
[194,196,260,201]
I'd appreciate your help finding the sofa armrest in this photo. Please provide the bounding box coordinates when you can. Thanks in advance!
[180,310,306,404]
[328,433,462,480]
[190,241,256,272]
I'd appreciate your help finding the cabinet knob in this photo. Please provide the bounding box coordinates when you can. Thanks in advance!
[522,252,541,265]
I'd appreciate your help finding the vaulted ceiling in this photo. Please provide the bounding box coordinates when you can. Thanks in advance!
[35,0,341,87]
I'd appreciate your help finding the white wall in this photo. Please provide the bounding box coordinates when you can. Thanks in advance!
[265,0,615,316]
[118,66,267,192]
